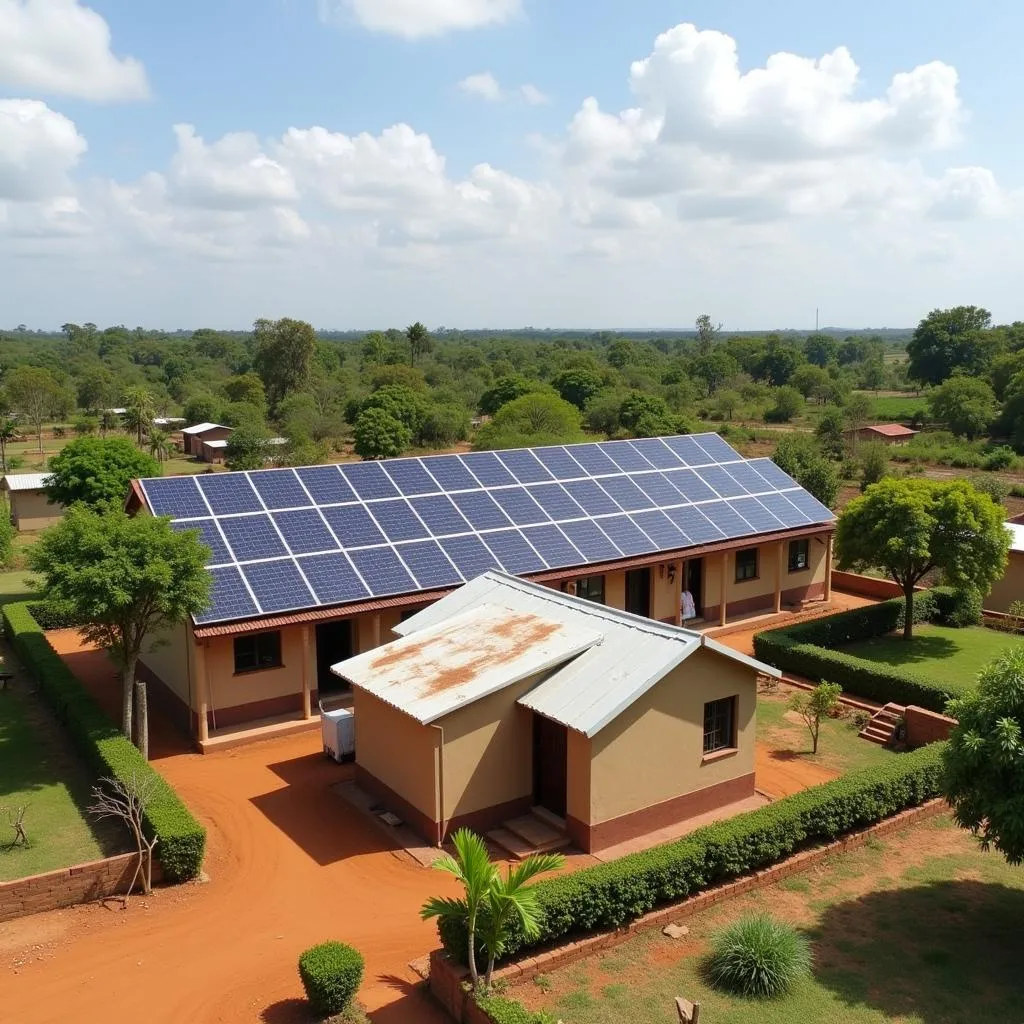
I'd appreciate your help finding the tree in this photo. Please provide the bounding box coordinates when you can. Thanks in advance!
[907,306,994,386]
[29,506,211,758]
[790,364,831,402]
[353,407,411,460]
[474,393,586,450]
[804,333,838,368]
[224,428,271,471]
[406,322,433,366]
[46,437,160,509]
[695,313,721,356]
[772,436,840,508]
[691,350,740,396]
[788,682,842,753]
[479,375,533,416]
[858,441,889,492]
[764,386,804,423]
[253,317,317,408]
[836,478,1009,639]
[183,393,220,425]
[5,365,64,452]
[0,417,17,472]
[756,339,802,386]
[222,373,267,409]
[122,386,156,446]
[843,392,874,439]
[77,367,118,414]
[361,385,429,439]
[943,648,1024,864]
[927,375,997,439]
[88,773,160,903]
[814,406,847,461]
[420,404,470,448]
[147,428,172,463]
[551,368,603,411]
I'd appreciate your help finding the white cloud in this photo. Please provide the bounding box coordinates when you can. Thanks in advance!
[321,0,520,39]
[0,0,148,101]
[0,98,85,201]
[519,83,549,106]
[458,72,501,101]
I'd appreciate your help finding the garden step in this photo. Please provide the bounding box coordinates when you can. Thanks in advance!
[504,814,571,853]
[859,724,895,744]
[486,828,536,860]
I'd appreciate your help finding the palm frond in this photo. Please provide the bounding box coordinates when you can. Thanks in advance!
[419,895,468,921]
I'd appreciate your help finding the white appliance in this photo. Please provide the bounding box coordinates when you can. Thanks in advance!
[322,707,355,763]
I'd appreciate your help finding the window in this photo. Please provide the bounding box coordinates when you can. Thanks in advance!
[789,538,810,572]
[734,548,758,582]
[703,696,737,754]
[233,631,283,673]
[573,575,605,604]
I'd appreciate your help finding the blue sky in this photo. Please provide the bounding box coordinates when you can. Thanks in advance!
[2,0,1022,329]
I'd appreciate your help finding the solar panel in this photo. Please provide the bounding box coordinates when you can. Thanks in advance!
[482,529,547,574]
[563,478,621,516]
[368,499,430,542]
[700,500,756,538]
[298,552,370,604]
[347,546,416,596]
[461,452,517,487]
[559,519,622,562]
[695,465,748,499]
[533,446,586,480]
[295,465,358,505]
[248,469,311,510]
[321,504,386,548]
[784,488,835,523]
[242,559,315,613]
[630,509,689,549]
[691,432,741,464]
[759,491,812,527]
[527,482,585,520]
[728,497,783,534]
[490,486,550,526]
[630,437,684,469]
[723,461,774,494]
[397,540,463,590]
[143,476,209,518]
[747,458,799,490]
[340,462,400,501]
[422,454,479,491]
[597,514,658,556]
[630,471,686,507]
[663,435,711,466]
[451,490,513,530]
[568,443,619,475]
[196,566,259,623]
[598,476,655,512]
[663,468,719,503]
[667,505,726,544]
[171,519,231,565]
[495,448,554,484]
[273,508,339,555]
[520,524,583,570]
[409,494,472,536]
[219,514,288,561]
[198,474,263,515]
[601,440,653,472]
[438,534,502,579]
[383,458,441,496]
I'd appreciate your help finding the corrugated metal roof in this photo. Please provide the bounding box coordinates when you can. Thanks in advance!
[332,603,603,724]
[391,571,779,737]
[1,472,51,492]
[1006,522,1024,554]
[182,422,229,434]
[865,424,917,437]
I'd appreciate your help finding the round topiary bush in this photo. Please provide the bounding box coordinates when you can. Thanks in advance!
[703,913,812,999]
[298,941,364,1016]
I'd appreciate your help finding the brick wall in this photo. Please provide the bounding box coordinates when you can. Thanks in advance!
[0,851,158,923]
[831,571,906,599]
[905,706,956,748]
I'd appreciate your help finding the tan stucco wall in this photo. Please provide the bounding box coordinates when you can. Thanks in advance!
[354,689,439,823]
[140,621,193,704]
[9,489,63,531]
[435,671,543,820]
[587,647,757,825]
[605,571,625,610]
[188,426,233,456]
[566,728,591,826]
[651,561,682,622]
[355,610,403,654]
[203,625,307,712]
[986,551,1024,612]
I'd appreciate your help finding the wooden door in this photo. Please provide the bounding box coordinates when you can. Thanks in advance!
[625,567,651,618]
[533,715,568,818]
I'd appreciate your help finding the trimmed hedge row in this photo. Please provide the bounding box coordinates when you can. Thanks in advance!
[2,601,206,881]
[440,745,944,965]
[752,588,973,712]
[474,994,557,1024]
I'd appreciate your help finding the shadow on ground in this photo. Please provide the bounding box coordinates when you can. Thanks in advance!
[811,879,1024,1022]
[850,633,959,666]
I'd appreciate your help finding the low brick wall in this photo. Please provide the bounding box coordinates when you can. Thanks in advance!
[0,851,159,923]
[427,799,948,1022]
[832,571,907,599]
[905,706,956,748]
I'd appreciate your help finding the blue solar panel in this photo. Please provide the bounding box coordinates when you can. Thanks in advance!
[171,519,231,564]
[295,465,358,505]
[747,458,799,490]
[422,454,479,491]
[242,559,315,613]
[663,468,719,503]
[597,515,658,556]
[397,540,463,589]
[495,449,554,484]
[598,476,655,512]
[630,471,686,507]
[696,465,748,499]
[197,474,263,515]
[559,519,622,561]
[630,437,684,469]
[600,440,654,472]
[298,552,370,605]
[482,530,547,574]
[340,462,400,501]
[728,497,783,533]
[490,486,550,526]
[408,494,471,536]
[663,435,712,466]
[249,469,311,510]
[273,509,338,555]
[700,500,757,538]
[562,478,621,516]
[451,490,512,530]
[347,546,416,597]
[461,452,517,487]
[383,458,441,496]
[143,476,209,518]
[439,534,502,579]
[520,524,583,570]
[723,462,774,494]
[784,488,835,523]
[219,514,288,561]
[630,510,689,549]
[759,491,812,527]
[692,433,741,464]
[666,505,726,544]
[321,505,386,548]
[196,566,259,623]
[567,443,619,475]
[527,483,585,520]
[534,446,587,480]
[368,499,429,542]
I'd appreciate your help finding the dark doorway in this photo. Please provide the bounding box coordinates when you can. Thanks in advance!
[315,620,353,695]
[625,567,651,618]
[686,559,703,619]
[533,715,567,818]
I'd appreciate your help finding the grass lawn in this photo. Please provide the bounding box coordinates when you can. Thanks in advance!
[840,624,1024,691]
[863,394,928,420]
[0,569,36,606]
[514,814,1024,1023]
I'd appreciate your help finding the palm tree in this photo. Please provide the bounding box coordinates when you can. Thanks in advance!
[123,387,156,447]
[148,428,171,463]
[406,321,432,366]
[0,418,18,473]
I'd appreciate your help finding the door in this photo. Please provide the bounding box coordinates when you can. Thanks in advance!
[533,715,568,818]
[625,567,651,618]
[315,620,353,695]
[685,559,703,619]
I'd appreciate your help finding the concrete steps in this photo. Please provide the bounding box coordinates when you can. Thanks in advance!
[487,808,572,860]
[859,702,906,746]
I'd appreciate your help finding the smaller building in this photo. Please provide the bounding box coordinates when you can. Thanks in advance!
[153,417,186,428]
[201,436,287,465]
[985,522,1024,613]
[182,423,234,459]
[845,423,918,445]
[1,472,63,531]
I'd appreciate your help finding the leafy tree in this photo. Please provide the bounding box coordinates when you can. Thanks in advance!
[47,437,160,509]
[695,313,721,356]
[763,386,804,423]
[551,368,603,411]
[756,339,802,386]
[858,441,889,492]
[420,404,470,448]
[814,406,847,461]
[122,386,156,446]
[927,375,997,439]
[361,330,388,364]
[843,392,874,434]
[772,436,840,508]
[147,428,172,463]
[354,407,412,459]
[222,373,267,409]
[0,417,17,472]
[77,367,118,413]
[606,338,637,369]
[788,682,842,753]
[5,365,65,452]
[804,333,838,368]
[836,478,1009,639]
[253,317,317,408]
[479,375,534,416]
[220,401,268,432]
[790,364,831,402]
[29,506,212,758]
[99,410,120,438]
[361,385,429,439]
[224,427,272,471]
[73,415,98,437]
[691,350,740,396]
[907,306,994,386]
[943,648,1024,864]
[711,389,741,421]
[183,393,220,425]
[406,322,433,366]
[475,393,586,450]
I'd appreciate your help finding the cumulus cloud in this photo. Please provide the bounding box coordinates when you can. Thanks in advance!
[0,98,86,201]
[321,0,520,39]
[519,83,549,106]
[0,0,148,101]
[458,72,501,101]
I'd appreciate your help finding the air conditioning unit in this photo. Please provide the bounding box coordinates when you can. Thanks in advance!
[322,707,355,763]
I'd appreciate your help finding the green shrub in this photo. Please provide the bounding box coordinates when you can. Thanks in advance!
[474,994,558,1024]
[26,600,82,630]
[703,913,812,998]
[298,941,364,1016]
[2,601,205,880]
[933,586,983,628]
[438,746,944,965]
[983,445,1016,470]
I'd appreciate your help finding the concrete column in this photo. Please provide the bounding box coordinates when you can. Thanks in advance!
[370,612,382,649]
[774,541,784,614]
[195,640,209,744]
[824,534,834,601]
[720,551,729,627]
[675,560,684,626]
[300,625,313,719]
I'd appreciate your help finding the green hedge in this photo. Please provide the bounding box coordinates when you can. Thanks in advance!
[474,994,557,1024]
[439,745,944,965]
[751,588,972,711]
[298,941,364,1016]
[2,601,206,881]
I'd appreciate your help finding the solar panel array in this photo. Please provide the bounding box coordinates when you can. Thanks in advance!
[140,433,834,625]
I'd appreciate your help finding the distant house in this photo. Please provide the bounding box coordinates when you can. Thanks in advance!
[182,423,233,459]
[844,424,918,446]
[153,417,187,429]
[986,522,1024,613]
[201,436,286,465]
[1,473,63,531]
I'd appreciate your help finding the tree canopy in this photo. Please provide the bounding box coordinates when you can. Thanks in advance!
[353,407,412,459]
[772,436,840,508]
[927,374,997,439]
[907,306,994,386]
[225,427,272,471]
[253,317,317,409]
[474,393,586,450]
[46,436,160,509]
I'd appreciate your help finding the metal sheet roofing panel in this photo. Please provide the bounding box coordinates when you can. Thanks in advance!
[2,472,51,491]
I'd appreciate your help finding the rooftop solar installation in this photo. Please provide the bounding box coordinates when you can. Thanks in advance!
[137,433,835,625]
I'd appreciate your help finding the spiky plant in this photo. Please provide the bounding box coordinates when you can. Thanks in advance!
[703,913,812,999]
